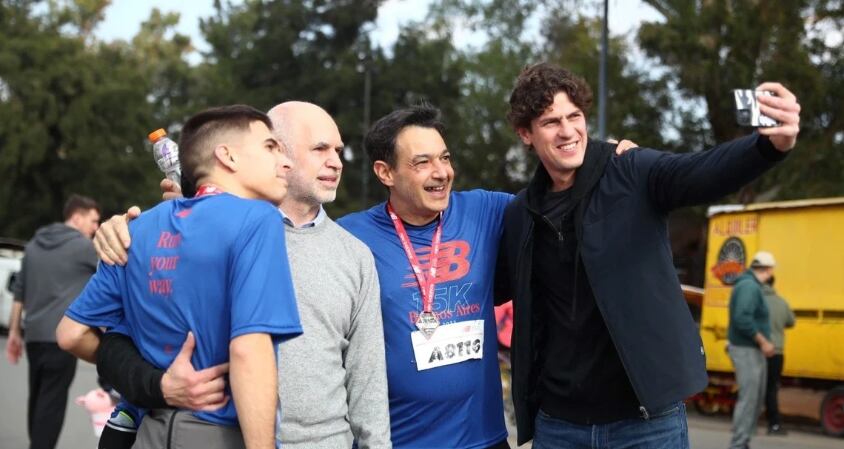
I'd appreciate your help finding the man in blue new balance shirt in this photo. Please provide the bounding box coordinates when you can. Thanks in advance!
[57,105,302,449]
[338,105,512,449]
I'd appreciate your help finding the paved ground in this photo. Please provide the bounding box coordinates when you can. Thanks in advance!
[1,336,100,449]
[1,336,841,448]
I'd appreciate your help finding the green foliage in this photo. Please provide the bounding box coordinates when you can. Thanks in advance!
[1,0,841,239]
[539,4,676,151]
[638,0,844,200]
[0,0,163,238]
[195,0,384,217]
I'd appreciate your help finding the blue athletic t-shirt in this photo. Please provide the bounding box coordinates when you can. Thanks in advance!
[66,193,302,426]
[338,190,513,449]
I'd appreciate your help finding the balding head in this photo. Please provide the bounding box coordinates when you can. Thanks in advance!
[267,102,334,153]
[266,101,344,209]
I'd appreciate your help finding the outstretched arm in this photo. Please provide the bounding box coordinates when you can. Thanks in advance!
[646,83,800,212]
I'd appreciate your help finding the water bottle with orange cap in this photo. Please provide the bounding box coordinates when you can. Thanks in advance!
[148,128,181,185]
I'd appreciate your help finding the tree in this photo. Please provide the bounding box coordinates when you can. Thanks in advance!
[196,0,384,216]
[0,1,179,238]
[638,0,844,200]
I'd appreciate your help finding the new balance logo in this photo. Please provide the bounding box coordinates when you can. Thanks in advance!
[401,240,471,287]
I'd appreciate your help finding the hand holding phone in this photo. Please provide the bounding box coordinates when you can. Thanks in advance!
[733,89,778,127]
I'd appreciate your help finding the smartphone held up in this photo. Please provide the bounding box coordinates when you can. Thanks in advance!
[733,89,779,128]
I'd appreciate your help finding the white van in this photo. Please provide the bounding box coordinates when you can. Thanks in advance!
[0,238,25,332]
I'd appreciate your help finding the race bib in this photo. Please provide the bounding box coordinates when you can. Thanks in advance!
[411,320,484,371]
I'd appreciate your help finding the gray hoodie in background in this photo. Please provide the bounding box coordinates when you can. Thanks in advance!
[13,223,98,342]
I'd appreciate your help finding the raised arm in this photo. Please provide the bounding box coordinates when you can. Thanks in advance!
[646,83,800,212]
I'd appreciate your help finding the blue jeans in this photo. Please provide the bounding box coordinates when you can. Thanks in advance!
[532,402,690,449]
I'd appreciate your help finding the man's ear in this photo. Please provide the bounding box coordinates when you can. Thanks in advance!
[516,127,533,146]
[67,212,82,228]
[214,145,237,171]
[372,160,394,187]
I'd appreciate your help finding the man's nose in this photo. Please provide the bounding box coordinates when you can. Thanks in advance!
[327,150,343,171]
[431,160,447,179]
[557,120,574,138]
[277,151,293,172]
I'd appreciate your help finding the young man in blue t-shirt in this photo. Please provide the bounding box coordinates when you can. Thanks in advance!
[56,105,302,449]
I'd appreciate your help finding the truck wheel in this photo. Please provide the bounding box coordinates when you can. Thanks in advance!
[693,397,720,416]
[821,386,844,437]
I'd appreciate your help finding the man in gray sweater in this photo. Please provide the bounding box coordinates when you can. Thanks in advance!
[265,101,391,448]
[91,102,391,449]
[5,194,100,449]
[762,275,795,435]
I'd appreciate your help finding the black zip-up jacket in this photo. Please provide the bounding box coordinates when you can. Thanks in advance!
[496,134,786,444]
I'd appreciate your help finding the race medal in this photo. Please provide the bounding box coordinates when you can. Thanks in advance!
[415,311,440,339]
[386,202,444,339]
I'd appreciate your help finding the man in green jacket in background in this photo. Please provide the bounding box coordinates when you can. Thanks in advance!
[727,251,777,449]
[762,275,796,435]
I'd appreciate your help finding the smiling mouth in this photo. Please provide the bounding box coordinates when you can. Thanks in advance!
[556,141,578,152]
[317,176,338,183]
[425,185,447,193]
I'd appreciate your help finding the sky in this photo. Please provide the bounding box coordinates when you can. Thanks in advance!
[94,0,664,58]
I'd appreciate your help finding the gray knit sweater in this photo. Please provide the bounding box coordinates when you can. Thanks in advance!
[277,216,391,449]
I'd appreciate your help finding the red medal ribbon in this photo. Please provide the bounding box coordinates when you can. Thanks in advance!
[195,185,224,198]
[387,202,443,315]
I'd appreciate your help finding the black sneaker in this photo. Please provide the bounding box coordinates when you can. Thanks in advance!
[767,424,788,435]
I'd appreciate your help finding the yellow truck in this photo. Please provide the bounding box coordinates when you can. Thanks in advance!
[694,197,844,436]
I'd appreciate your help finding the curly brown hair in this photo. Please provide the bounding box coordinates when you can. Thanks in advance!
[507,62,593,132]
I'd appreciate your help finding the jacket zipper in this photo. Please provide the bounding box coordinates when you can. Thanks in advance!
[540,215,563,242]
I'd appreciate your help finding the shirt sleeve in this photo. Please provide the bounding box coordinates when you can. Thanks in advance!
[228,206,302,340]
[64,262,125,330]
[485,190,515,306]
[643,133,786,212]
[345,250,391,448]
[784,299,796,328]
[730,282,762,340]
[12,253,25,302]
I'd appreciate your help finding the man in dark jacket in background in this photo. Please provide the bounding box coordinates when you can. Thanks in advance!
[727,251,777,449]
[496,62,801,448]
[4,194,100,449]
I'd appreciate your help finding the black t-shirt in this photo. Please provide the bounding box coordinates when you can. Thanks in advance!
[531,188,640,424]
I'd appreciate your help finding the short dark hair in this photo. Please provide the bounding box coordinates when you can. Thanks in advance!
[63,194,99,220]
[364,104,446,167]
[178,105,273,195]
[507,62,593,132]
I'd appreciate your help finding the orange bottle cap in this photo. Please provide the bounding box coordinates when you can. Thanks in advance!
[148,128,167,142]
